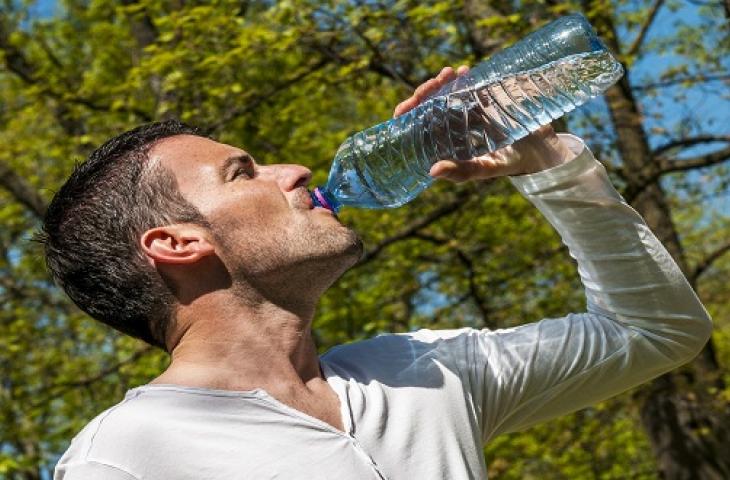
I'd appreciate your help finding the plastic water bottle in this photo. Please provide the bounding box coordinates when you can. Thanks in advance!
[311,14,623,213]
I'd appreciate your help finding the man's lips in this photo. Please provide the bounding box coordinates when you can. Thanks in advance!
[293,188,335,214]
[311,188,334,212]
[293,188,320,210]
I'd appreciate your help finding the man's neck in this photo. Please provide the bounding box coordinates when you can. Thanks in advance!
[153,292,325,395]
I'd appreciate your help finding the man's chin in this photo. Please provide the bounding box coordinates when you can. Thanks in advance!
[344,231,364,264]
[328,223,363,259]
[315,222,362,265]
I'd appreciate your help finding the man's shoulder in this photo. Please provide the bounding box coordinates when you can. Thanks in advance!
[61,390,156,453]
[55,390,151,477]
[323,327,479,357]
[57,385,234,477]
[320,327,480,382]
[64,385,232,450]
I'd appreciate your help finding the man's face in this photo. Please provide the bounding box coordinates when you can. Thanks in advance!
[149,135,362,287]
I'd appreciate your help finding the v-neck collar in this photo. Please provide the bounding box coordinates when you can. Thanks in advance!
[320,358,355,436]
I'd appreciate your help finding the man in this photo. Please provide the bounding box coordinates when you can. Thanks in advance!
[48,66,711,479]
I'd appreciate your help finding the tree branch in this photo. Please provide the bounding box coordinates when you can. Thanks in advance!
[691,241,730,283]
[459,0,504,59]
[0,159,47,218]
[0,21,36,83]
[659,145,730,174]
[350,20,416,88]
[632,73,730,92]
[202,58,330,135]
[120,0,159,49]
[411,231,494,328]
[454,248,493,329]
[623,144,730,202]
[54,346,154,389]
[653,135,730,157]
[308,8,417,88]
[626,0,665,57]
[29,346,155,409]
[67,96,153,122]
[0,20,152,123]
[356,190,471,267]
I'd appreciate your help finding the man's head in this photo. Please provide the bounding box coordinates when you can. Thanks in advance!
[42,120,361,350]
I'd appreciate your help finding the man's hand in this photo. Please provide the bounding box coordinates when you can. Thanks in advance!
[393,66,575,182]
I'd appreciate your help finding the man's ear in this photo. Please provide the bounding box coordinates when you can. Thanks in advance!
[140,225,215,265]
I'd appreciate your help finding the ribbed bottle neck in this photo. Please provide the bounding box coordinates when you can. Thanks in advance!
[311,187,341,213]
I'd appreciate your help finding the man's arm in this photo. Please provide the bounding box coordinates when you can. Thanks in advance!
[472,134,711,440]
[397,67,712,442]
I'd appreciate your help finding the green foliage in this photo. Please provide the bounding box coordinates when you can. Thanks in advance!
[0,0,727,478]
[485,395,658,479]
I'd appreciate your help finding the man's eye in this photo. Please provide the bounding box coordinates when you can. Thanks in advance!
[233,168,251,179]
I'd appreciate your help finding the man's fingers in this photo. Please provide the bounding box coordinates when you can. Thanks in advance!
[436,66,456,83]
[394,66,460,117]
[429,160,460,181]
[429,160,486,183]
[393,98,418,118]
[414,77,439,98]
[429,157,503,183]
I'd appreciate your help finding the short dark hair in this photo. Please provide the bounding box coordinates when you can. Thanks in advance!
[41,120,210,350]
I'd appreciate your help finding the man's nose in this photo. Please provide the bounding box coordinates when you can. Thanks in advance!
[263,164,313,191]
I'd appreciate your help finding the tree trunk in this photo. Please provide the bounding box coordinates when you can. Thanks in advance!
[596,12,730,480]
[465,5,730,477]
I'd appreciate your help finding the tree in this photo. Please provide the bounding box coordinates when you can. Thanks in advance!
[1,0,728,478]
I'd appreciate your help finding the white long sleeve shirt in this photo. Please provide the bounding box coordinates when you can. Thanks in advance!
[54,135,712,480]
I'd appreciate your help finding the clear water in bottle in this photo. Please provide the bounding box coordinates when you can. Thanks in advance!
[311,17,623,213]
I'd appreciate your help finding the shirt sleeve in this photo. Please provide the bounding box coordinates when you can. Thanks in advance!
[474,134,712,443]
[54,461,140,480]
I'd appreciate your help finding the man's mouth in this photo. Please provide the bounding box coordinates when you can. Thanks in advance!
[310,187,334,212]
[289,187,312,210]
[294,187,336,215]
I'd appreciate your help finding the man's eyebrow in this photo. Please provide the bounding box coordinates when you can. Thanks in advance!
[220,154,253,179]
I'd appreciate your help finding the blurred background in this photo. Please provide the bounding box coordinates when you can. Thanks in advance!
[1,0,728,478]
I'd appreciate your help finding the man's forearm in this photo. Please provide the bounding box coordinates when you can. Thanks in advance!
[510,134,712,355]
[475,135,711,439]
[510,126,577,174]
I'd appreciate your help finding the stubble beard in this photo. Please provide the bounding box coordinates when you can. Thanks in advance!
[214,213,363,297]
[292,215,363,279]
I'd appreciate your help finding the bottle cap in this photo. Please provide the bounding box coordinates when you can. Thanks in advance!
[312,187,333,212]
